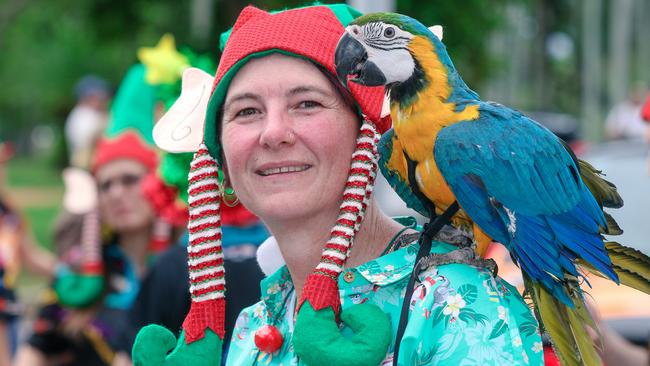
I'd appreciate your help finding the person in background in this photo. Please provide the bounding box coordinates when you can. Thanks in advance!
[13,64,177,366]
[0,139,17,366]
[106,34,270,365]
[1,139,58,366]
[605,84,648,140]
[111,199,267,366]
[65,75,110,169]
[641,92,650,123]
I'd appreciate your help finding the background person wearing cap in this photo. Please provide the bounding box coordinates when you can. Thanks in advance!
[12,64,180,366]
[133,4,542,366]
[65,75,111,169]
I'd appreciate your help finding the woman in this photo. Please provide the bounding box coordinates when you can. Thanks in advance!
[13,65,167,366]
[136,4,544,365]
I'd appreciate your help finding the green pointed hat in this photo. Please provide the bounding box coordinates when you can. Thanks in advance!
[92,64,158,172]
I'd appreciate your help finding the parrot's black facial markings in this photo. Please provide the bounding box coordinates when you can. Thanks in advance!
[389,57,427,104]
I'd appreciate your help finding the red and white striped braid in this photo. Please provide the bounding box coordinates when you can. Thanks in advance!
[297,120,380,315]
[187,144,224,302]
[80,210,103,274]
[313,120,380,278]
[182,143,226,342]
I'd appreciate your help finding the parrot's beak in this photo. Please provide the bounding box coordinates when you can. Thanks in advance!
[335,32,386,88]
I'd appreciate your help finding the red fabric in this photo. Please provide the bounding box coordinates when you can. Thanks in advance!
[213,5,390,134]
[543,346,561,366]
[92,130,158,173]
[140,173,188,227]
[80,261,104,275]
[221,202,259,227]
[641,94,650,122]
[182,298,226,343]
[297,274,341,317]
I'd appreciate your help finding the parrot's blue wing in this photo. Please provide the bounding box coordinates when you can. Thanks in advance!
[434,103,617,305]
[378,128,429,217]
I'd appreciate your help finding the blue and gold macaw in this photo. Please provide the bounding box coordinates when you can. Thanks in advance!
[335,12,650,366]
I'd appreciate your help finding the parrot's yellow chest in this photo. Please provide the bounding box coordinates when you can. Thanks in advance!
[388,35,479,211]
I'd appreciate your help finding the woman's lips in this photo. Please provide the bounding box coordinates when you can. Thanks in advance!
[256,164,311,176]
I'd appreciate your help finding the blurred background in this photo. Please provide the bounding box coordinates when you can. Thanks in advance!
[1,0,649,356]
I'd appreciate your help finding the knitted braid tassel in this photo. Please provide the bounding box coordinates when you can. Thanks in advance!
[133,144,224,366]
[54,210,106,308]
[293,120,392,366]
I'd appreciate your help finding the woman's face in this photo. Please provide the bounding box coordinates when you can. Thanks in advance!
[221,54,359,224]
[96,159,154,233]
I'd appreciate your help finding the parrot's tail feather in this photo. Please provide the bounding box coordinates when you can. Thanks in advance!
[605,241,650,267]
[578,241,650,295]
[578,159,624,209]
[527,275,602,366]
[601,212,623,236]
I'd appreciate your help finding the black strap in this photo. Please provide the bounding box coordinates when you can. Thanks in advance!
[392,201,459,365]
[404,150,436,219]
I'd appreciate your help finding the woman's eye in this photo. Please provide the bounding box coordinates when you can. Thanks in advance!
[297,100,321,109]
[236,108,259,117]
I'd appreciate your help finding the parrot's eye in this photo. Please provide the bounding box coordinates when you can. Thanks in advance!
[384,27,395,38]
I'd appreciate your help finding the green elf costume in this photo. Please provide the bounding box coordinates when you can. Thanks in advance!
[133,4,544,366]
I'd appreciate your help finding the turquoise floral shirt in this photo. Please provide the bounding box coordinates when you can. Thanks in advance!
[227,229,543,365]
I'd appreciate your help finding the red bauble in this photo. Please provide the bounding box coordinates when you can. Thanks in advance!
[254,325,283,354]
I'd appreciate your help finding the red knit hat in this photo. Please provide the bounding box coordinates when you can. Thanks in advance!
[91,130,158,173]
[203,4,390,161]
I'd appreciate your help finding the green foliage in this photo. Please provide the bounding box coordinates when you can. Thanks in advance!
[0,0,349,136]
[397,0,507,87]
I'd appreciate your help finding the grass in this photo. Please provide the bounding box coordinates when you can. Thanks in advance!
[5,155,63,303]
[6,155,63,252]
[7,156,64,188]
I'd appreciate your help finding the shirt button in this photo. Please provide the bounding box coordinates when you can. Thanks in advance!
[343,271,355,283]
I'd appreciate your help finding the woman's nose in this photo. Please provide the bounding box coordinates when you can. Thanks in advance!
[259,108,296,149]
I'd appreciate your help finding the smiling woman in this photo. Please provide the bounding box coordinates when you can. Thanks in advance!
[133,4,544,366]
[221,55,360,229]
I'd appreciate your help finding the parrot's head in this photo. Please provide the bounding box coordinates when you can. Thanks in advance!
[335,12,447,91]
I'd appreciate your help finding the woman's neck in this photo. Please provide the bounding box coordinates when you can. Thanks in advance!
[268,200,404,299]
[118,225,152,278]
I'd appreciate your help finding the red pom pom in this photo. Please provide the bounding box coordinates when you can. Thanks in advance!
[141,173,188,226]
[254,325,283,354]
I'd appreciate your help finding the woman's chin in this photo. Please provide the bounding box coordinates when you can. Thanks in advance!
[251,196,323,225]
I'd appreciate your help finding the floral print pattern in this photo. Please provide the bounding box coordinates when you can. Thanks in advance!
[227,237,543,365]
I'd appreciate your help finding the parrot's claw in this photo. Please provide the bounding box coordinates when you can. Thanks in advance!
[420,247,498,276]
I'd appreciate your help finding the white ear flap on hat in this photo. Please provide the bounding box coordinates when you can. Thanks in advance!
[153,67,214,153]
[63,167,97,214]
[429,25,443,40]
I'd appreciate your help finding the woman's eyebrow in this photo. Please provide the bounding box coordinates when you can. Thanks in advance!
[287,85,331,97]
[223,92,260,111]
